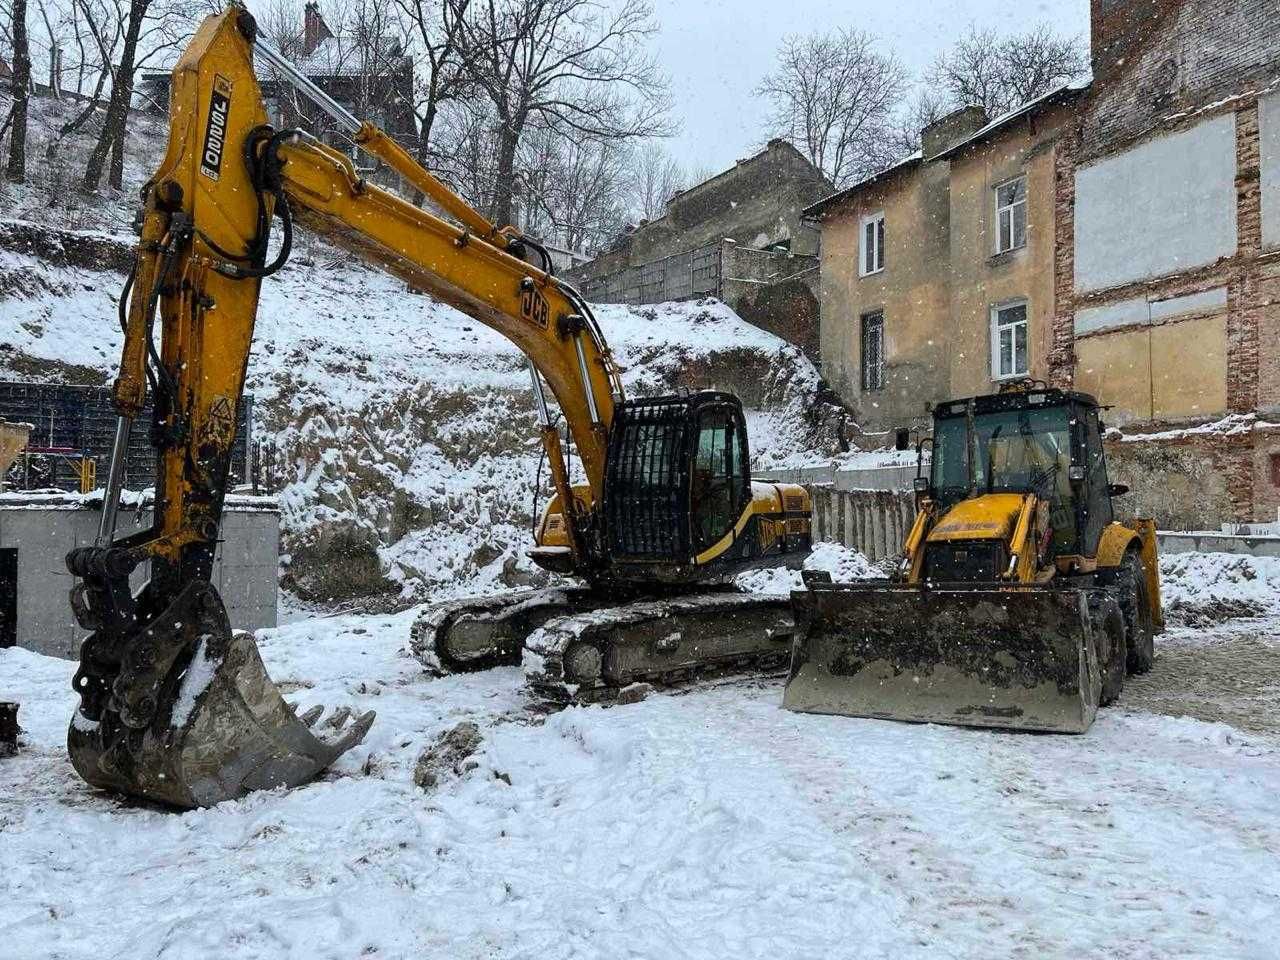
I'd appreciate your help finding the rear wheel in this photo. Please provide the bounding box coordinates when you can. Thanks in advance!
[1115,549,1156,675]
[1089,593,1126,707]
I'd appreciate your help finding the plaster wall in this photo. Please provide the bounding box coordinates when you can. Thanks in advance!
[947,121,1064,398]
[817,162,951,432]
[1074,113,1238,292]
[1262,92,1280,250]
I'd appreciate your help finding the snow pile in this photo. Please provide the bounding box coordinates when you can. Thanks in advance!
[1159,551,1280,625]
[735,541,879,595]
[4,598,1280,959]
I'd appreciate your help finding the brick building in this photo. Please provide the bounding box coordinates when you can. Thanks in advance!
[1052,0,1280,527]
[810,0,1279,527]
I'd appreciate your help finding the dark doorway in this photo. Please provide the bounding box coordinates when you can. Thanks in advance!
[0,549,16,648]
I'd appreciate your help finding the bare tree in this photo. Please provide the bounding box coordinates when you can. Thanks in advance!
[82,0,188,191]
[883,87,947,158]
[5,0,31,182]
[521,127,625,252]
[455,0,672,227]
[756,27,906,188]
[627,140,683,221]
[395,0,472,171]
[927,24,1086,120]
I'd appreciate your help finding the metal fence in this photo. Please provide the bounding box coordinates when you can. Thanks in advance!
[0,382,252,492]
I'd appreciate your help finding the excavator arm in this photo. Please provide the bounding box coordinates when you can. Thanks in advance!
[65,3,623,807]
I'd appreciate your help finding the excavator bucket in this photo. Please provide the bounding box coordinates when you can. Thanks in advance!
[783,582,1102,733]
[68,581,373,809]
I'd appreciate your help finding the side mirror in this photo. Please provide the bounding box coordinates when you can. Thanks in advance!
[1107,483,1130,497]
[913,476,930,493]
[894,428,911,452]
[1068,465,1085,483]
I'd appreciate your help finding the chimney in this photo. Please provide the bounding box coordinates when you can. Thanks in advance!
[921,105,989,160]
[1090,0,1181,82]
[302,2,333,57]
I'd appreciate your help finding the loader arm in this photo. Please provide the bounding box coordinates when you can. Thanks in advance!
[64,3,623,807]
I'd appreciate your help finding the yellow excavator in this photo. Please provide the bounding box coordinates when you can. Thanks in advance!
[785,382,1162,733]
[64,4,810,808]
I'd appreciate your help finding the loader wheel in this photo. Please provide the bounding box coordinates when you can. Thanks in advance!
[1089,594,1126,708]
[1116,549,1155,675]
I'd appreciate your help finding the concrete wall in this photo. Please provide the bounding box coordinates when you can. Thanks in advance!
[806,486,916,561]
[572,140,832,287]
[0,494,278,658]
[1074,113,1238,293]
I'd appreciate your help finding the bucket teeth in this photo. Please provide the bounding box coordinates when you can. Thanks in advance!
[67,581,375,808]
[296,704,325,727]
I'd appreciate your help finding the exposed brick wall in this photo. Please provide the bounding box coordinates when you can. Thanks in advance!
[1050,127,1080,388]
[1228,106,1264,414]
[1082,0,1280,162]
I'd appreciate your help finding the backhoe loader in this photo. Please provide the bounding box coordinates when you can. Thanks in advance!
[784,383,1162,733]
[64,3,810,808]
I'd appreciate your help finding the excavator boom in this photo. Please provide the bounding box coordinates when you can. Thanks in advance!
[65,4,623,807]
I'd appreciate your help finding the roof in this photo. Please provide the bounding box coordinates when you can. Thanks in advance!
[801,76,1092,220]
[930,76,1091,162]
[801,150,923,220]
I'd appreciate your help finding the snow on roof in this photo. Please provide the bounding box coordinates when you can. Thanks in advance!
[293,36,409,78]
[801,150,923,219]
[930,75,1092,162]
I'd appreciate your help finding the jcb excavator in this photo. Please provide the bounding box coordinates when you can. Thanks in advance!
[784,383,1163,733]
[64,3,810,808]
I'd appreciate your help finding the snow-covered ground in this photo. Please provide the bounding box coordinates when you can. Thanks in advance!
[3,548,1279,959]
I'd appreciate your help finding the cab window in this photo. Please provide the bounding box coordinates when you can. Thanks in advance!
[691,411,743,549]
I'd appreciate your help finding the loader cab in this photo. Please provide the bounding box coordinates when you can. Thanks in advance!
[926,387,1113,558]
[603,391,751,567]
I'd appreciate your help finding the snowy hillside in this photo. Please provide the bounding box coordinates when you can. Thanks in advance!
[0,217,844,604]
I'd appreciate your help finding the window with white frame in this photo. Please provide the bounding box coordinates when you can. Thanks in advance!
[991,301,1028,379]
[994,177,1027,253]
[860,212,885,276]
[861,311,885,391]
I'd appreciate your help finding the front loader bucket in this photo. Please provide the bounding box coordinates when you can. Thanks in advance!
[68,581,373,809]
[783,583,1102,733]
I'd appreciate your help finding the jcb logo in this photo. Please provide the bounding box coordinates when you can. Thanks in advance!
[759,518,785,551]
[520,284,550,329]
[199,75,232,181]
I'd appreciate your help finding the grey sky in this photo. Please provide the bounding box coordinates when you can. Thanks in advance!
[653,0,1091,172]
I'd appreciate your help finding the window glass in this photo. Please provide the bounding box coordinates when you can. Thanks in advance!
[861,311,885,391]
[692,413,735,548]
[861,213,885,275]
[993,303,1029,378]
[995,177,1028,253]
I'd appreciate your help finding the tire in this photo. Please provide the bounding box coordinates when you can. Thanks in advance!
[1115,549,1156,675]
[1088,593,1126,707]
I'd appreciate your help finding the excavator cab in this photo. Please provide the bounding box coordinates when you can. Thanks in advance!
[603,391,751,566]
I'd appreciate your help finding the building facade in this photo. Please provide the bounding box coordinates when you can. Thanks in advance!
[808,90,1084,435]
[811,0,1280,526]
[1053,0,1280,526]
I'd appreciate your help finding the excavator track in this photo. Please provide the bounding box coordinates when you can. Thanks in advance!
[523,593,796,704]
[410,587,607,674]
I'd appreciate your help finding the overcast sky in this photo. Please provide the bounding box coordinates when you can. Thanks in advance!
[652,0,1091,172]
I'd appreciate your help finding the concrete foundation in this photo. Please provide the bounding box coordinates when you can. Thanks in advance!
[0,492,279,658]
